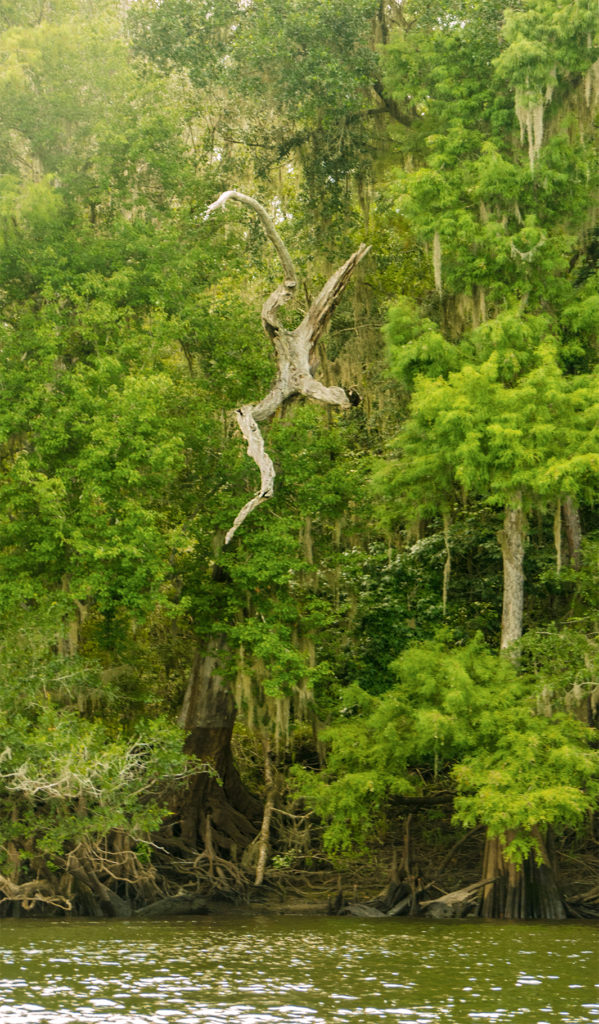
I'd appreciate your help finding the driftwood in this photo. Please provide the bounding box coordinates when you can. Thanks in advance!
[331,873,499,921]
[420,878,497,919]
[387,894,414,917]
[205,191,370,543]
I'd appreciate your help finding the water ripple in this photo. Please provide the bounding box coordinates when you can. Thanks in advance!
[0,917,597,1023]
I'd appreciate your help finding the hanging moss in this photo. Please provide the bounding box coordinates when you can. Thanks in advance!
[515,89,546,173]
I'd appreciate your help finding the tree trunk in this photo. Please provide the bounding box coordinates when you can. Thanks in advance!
[254,739,276,886]
[177,642,261,856]
[499,501,526,654]
[482,502,568,919]
[562,496,582,569]
[478,830,565,919]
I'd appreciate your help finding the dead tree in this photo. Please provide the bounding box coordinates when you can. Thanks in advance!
[205,191,370,544]
[169,194,369,877]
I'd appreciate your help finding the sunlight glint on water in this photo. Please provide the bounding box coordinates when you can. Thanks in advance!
[0,916,597,1023]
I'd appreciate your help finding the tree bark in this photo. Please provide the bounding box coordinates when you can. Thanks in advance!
[562,496,582,569]
[178,642,261,855]
[478,830,565,919]
[553,499,562,574]
[499,501,526,654]
[442,512,451,616]
[205,191,369,543]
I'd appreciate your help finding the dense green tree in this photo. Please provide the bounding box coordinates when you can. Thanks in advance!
[294,635,599,864]
[0,0,268,907]
[282,0,599,921]
[368,0,599,914]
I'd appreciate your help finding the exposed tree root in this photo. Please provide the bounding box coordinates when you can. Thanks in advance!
[254,740,276,887]
[2,799,596,919]
[0,825,253,917]
[0,873,72,914]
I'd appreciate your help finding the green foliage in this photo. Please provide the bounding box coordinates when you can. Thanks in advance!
[365,0,599,872]
[384,297,459,386]
[131,0,381,227]
[380,0,599,570]
[292,681,414,857]
[294,635,599,861]
[454,709,599,862]
[495,0,599,101]
[1,0,598,894]
[0,607,192,871]
[215,404,374,708]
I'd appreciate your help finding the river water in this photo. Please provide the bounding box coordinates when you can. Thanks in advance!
[0,914,597,1024]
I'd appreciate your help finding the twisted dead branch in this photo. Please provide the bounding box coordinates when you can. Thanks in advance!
[205,190,370,543]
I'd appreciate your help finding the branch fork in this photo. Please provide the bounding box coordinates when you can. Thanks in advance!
[205,190,370,543]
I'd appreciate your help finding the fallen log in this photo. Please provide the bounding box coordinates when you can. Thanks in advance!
[387,895,413,917]
[420,877,499,919]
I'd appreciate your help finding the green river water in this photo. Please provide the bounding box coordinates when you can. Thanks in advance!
[0,915,597,1023]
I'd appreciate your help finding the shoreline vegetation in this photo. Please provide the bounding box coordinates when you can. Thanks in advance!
[1,804,598,921]
[1,0,599,924]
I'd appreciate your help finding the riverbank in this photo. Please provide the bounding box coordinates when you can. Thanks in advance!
[2,818,598,922]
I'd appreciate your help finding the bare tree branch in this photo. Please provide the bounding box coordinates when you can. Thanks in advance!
[205,190,297,335]
[206,191,370,543]
[296,243,371,356]
[205,190,297,284]
[225,406,276,545]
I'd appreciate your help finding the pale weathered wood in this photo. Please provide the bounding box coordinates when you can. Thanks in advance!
[499,501,526,654]
[254,739,275,887]
[205,191,370,543]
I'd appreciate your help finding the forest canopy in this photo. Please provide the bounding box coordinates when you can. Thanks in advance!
[0,0,598,920]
